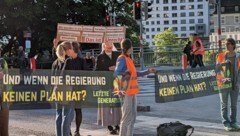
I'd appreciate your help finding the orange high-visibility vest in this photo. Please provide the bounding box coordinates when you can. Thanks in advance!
[117,55,139,95]
[192,38,204,55]
[216,52,240,87]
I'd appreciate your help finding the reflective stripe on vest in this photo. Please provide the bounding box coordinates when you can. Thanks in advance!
[119,55,139,95]
[193,39,204,55]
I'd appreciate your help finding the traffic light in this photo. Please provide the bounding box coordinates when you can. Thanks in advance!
[144,1,152,20]
[133,1,141,20]
[106,15,111,26]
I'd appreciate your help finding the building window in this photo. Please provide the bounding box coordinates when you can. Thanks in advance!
[152,35,155,39]
[164,21,169,24]
[164,6,169,11]
[157,21,160,24]
[151,28,155,32]
[151,21,155,25]
[235,16,239,23]
[146,21,149,25]
[157,28,161,31]
[180,13,186,17]
[221,7,225,12]
[146,35,149,39]
[181,33,187,37]
[189,5,194,10]
[198,11,203,16]
[198,19,203,23]
[197,0,203,1]
[180,6,186,10]
[189,12,194,16]
[163,0,168,4]
[172,0,177,3]
[190,26,195,30]
[189,0,194,2]
[172,6,177,10]
[189,19,195,24]
[221,17,225,24]
[172,20,178,24]
[157,14,160,17]
[221,28,226,32]
[181,20,186,24]
[146,28,149,32]
[172,13,177,17]
[156,0,160,3]
[164,13,169,18]
[164,27,169,30]
[173,27,178,31]
[197,26,204,30]
[198,4,203,9]
[181,27,186,31]
[180,0,185,3]
[235,6,239,12]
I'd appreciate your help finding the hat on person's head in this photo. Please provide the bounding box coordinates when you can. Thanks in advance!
[121,38,132,52]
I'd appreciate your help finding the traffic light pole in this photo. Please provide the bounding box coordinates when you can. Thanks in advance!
[139,0,144,70]
[217,0,222,53]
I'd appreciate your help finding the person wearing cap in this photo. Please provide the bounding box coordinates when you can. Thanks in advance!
[114,38,156,136]
[216,38,240,131]
[191,33,204,68]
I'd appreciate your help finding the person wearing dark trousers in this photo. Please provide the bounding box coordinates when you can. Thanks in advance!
[95,42,121,135]
[191,33,204,68]
[183,41,193,67]
[67,42,87,136]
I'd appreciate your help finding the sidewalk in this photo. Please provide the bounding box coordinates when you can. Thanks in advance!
[79,116,240,136]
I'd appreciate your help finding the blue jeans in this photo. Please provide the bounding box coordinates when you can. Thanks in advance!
[55,104,74,136]
[219,88,239,125]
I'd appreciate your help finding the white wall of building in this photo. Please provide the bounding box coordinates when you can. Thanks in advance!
[143,0,209,47]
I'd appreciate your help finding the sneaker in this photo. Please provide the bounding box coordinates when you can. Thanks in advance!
[224,123,233,131]
[231,123,240,131]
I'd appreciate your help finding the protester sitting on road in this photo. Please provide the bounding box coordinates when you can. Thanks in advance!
[114,38,156,136]
[95,42,121,135]
[216,38,240,131]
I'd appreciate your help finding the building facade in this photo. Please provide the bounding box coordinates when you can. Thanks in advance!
[213,0,240,33]
[143,0,210,47]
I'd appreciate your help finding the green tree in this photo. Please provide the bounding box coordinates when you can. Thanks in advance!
[0,0,139,57]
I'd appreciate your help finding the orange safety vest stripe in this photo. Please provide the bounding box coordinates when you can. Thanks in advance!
[119,55,139,95]
[193,39,204,55]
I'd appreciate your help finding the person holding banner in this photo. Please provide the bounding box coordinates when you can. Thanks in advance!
[95,42,121,135]
[216,38,240,131]
[114,39,156,136]
[65,42,87,136]
[52,41,74,136]
[0,57,10,136]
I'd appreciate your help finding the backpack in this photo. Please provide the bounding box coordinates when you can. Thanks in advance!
[157,121,194,136]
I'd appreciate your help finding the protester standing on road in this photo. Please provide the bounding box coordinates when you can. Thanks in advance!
[84,52,95,70]
[95,42,121,135]
[183,41,193,67]
[191,33,204,68]
[0,56,10,136]
[67,42,87,136]
[18,46,26,69]
[114,39,156,136]
[216,38,240,131]
[52,41,74,136]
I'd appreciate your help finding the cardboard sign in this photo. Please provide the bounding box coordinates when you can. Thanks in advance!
[56,23,126,43]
